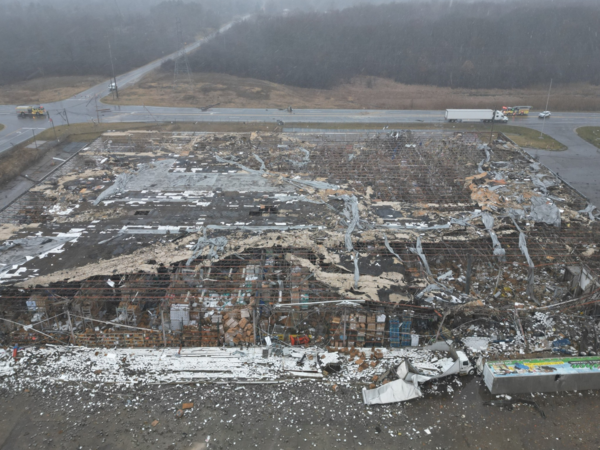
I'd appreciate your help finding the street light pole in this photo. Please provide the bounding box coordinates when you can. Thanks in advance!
[94,94,101,125]
[540,78,552,138]
[108,41,119,99]
[489,110,496,146]
[49,115,58,141]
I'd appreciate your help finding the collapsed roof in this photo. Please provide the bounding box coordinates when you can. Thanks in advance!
[0,130,598,353]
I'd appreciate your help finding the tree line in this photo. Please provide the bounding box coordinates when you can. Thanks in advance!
[187,1,600,89]
[0,0,257,86]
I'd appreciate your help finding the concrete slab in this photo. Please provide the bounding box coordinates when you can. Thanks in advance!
[25,141,46,149]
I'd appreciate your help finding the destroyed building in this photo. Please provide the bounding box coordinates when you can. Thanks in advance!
[0,129,599,364]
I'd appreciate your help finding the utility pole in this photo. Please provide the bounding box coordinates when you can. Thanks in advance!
[63,108,70,126]
[540,78,553,138]
[109,41,119,99]
[94,94,101,125]
[49,115,58,141]
[173,18,193,89]
[489,111,496,145]
[32,130,38,150]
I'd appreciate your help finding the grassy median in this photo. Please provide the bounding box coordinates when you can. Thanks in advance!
[576,127,600,150]
[33,121,277,144]
[287,122,566,151]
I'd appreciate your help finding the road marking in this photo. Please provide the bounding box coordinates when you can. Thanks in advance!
[0,127,48,145]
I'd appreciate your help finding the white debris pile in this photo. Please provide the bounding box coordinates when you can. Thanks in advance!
[0,349,14,377]
[327,347,459,383]
[45,204,78,216]
[0,343,472,392]
[532,312,555,329]
[462,337,491,352]
[455,311,597,359]
[0,346,325,389]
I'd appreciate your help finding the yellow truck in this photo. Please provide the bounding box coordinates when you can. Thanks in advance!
[16,105,46,118]
[501,105,531,116]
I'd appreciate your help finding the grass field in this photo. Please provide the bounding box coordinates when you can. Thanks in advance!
[576,127,600,150]
[33,121,277,144]
[501,125,566,151]
[102,71,600,112]
[0,76,105,105]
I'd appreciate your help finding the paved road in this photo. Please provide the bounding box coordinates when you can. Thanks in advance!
[0,18,245,153]
[0,23,598,205]
[516,118,600,206]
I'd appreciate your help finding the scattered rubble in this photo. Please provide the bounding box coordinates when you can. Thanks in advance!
[0,129,599,401]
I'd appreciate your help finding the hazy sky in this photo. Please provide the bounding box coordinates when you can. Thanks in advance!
[0,0,591,19]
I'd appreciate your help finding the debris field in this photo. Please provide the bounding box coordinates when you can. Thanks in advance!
[0,129,599,396]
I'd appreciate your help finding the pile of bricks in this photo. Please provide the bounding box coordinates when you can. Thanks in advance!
[222,308,254,345]
[327,347,383,374]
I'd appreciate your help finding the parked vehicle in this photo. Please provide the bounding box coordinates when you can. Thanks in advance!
[16,105,45,118]
[424,341,476,376]
[455,350,476,376]
[539,111,552,119]
[445,109,508,123]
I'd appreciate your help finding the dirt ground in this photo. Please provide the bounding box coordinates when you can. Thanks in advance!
[0,375,598,450]
[0,76,105,105]
[103,71,600,112]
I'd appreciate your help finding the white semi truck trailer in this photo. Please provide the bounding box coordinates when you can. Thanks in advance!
[445,109,508,123]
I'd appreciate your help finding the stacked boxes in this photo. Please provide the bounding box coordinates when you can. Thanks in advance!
[116,301,142,326]
[182,325,201,346]
[356,314,366,347]
[201,314,221,346]
[365,312,386,347]
[73,330,166,348]
[329,315,342,347]
[328,313,367,348]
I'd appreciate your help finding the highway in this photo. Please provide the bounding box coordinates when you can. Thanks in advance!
[0,25,598,205]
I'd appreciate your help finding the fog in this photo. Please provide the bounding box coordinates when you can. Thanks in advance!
[0,0,598,90]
